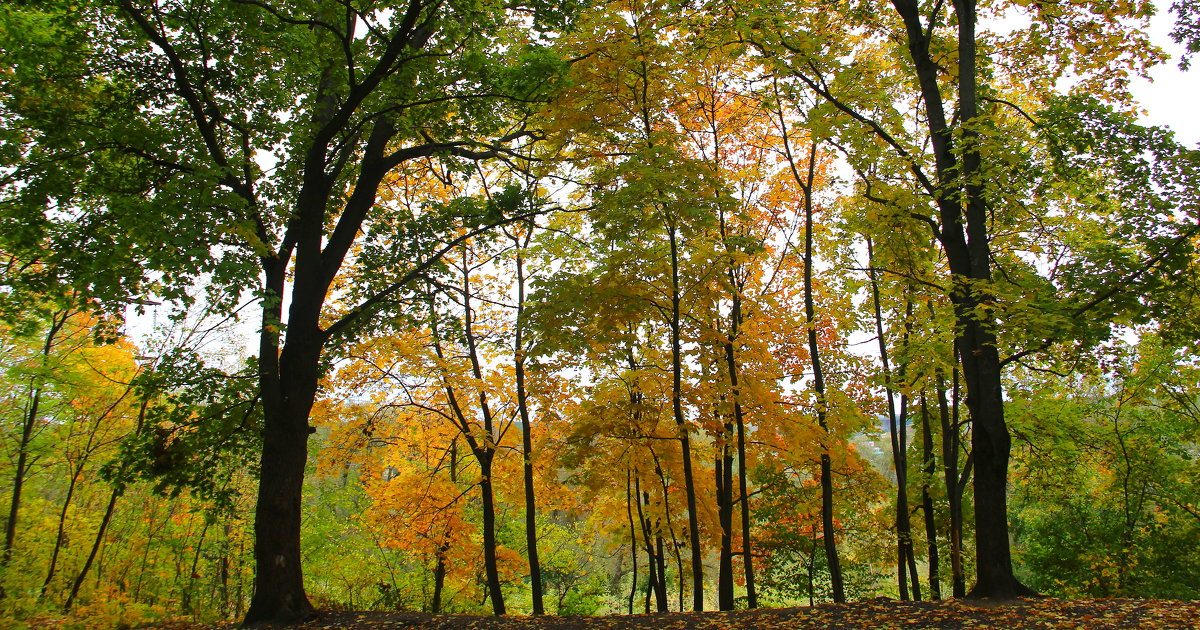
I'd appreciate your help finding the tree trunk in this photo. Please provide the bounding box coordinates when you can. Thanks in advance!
[431,543,448,613]
[890,0,1033,598]
[649,450,683,611]
[866,237,919,599]
[64,485,119,610]
[461,258,506,616]
[796,142,844,603]
[626,469,639,615]
[716,438,734,610]
[4,309,68,574]
[717,169,756,609]
[920,393,942,600]
[243,395,315,623]
[243,248,317,624]
[667,221,704,611]
[478,471,505,614]
[41,466,82,600]
[655,531,669,611]
[938,366,968,597]
[512,238,544,615]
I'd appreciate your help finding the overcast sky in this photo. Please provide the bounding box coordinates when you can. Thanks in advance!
[1135,2,1198,146]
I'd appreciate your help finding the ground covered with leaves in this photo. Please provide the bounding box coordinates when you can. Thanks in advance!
[98,598,1200,630]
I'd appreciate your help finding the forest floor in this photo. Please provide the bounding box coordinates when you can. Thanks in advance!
[106,598,1200,630]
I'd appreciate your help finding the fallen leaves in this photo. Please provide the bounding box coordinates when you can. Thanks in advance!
[123,598,1200,630]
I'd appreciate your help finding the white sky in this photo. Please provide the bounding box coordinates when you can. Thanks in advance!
[1135,1,1199,146]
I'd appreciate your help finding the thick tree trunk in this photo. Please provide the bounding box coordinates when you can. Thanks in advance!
[244,256,318,625]
[890,0,1033,598]
[243,395,315,623]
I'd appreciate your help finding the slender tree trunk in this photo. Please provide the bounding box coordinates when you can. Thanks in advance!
[899,301,922,601]
[730,349,757,608]
[64,397,151,611]
[655,531,669,611]
[626,469,639,615]
[461,258,506,615]
[649,450,683,611]
[938,365,968,597]
[182,519,211,613]
[717,167,756,608]
[41,467,83,599]
[667,221,704,611]
[635,480,666,613]
[512,238,544,615]
[716,437,734,610]
[866,238,919,599]
[4,310,69,575]
[429,282,503,615]
[478,473,504,614]
[735,399,757,609]
[64,485,119,610]
[4,381,41,567]
[793,141,845,603]
[899,395,922,600]
[920,393,942,599]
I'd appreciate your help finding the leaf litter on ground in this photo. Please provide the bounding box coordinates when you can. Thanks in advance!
[45,598,1200,630]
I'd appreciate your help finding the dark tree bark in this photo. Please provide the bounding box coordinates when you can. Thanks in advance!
[667,221,705,611]
[785,135,845,603]
[716,437,735,610]
[105,1,551,622]
[41,468,81,600]
[648,449,684,611]
[509,226,544,614]
[866,238,919,600]
[938,365,969,597]
[626,469,639,615]
[431,543,448,613]
[889,0,1034,598]
[456,259,507,615]
[64,485,119,611]
[920,394,942,600]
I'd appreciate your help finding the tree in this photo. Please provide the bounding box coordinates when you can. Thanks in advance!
[1,0,572,622]
[738,0,1167,598]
